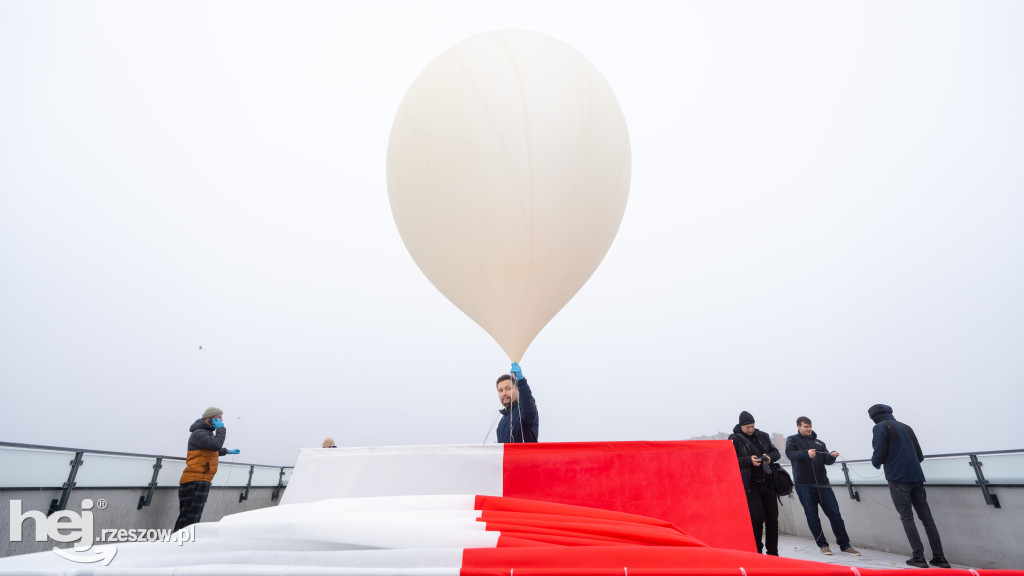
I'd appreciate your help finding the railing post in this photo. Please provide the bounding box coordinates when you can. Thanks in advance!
[272,467,285,501]
[138,457,163,510]
[840,461,860,502]
[48,451,84,515]
[239,465,255,503]
[968,454,1000,508]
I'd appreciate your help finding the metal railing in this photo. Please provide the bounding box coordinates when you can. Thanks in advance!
[0,442,294,515]
[780,448,1023,509]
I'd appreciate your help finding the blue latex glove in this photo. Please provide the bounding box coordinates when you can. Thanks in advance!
[211,417,225,429]
[510,362,523,380]
[227,449,240,455]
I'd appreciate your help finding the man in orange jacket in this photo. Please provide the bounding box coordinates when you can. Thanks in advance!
[173,407,240,532]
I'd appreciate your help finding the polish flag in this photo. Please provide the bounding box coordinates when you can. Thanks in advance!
[282,441,753,551]
[0,442,1001,575]
[0,492,990,575]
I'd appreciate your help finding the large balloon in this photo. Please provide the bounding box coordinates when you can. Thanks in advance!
[387,30,631,362]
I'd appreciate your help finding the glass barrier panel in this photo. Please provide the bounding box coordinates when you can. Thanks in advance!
[157,460,187,486]
[74,453,158,487]
[0,447,77,488]
[211,463,252,487]
[976,453,1024,485]
[824,464,846,485]
[250,467,282,487]
[842,461,888,486]
[785,461,881,486]
[920,455,973,485]
[282,467,293,486]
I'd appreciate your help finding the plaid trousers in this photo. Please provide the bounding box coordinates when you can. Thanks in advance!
[174,480,212,532]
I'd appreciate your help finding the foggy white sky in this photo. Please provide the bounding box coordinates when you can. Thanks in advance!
[1,1,1022,467]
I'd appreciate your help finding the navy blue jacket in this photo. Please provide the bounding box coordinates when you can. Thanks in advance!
[496,378,539,443]
[871,414,925,483]
[786,431,836,486]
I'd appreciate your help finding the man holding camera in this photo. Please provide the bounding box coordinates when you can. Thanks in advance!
[729,411,780,556]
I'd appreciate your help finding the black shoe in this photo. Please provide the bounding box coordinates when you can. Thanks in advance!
[906,558,929,568]
[930,558,952,569]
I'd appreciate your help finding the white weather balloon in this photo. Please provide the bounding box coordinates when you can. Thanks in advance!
[387,30,631,362]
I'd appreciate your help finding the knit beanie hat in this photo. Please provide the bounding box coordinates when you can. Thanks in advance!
[202,406,223,419]
[738,411,755,426]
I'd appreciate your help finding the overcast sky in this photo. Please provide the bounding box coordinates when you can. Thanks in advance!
[2,1,1022,467]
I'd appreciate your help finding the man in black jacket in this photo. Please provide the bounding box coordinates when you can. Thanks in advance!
[785,416,860,556]
[870,404,951,569]
[729,411,780,556]
[495,362,538,443]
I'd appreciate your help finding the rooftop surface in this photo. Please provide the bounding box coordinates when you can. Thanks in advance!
[778,535,973,571]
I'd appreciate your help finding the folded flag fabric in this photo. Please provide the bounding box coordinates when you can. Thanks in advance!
[0,494,1008,575]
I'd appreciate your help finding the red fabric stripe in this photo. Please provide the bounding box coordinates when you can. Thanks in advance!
[461,496,1016,575]
[462,545,980,576]
[501,441,751,551]
[492,535,563,548]
[479,510,657,528]
[495,532,634,547]
[475,495,677,528]
[480,519,701,547]
[483,522,687,547]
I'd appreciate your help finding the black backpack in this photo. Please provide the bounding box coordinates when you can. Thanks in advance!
[768,462,794,498]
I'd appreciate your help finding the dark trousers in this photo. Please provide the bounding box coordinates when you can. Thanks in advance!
[795,482,850,548]
[174,480,211,532]
[746,480,779,555]
[888,480,944,559]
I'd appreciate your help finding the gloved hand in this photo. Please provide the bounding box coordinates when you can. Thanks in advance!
[227,449,240,454]
[211,417,225,429]
[510,362,523,380]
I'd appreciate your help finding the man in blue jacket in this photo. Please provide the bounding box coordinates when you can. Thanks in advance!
[495,362,538,443]
[786,416,860,556]
[869,404,951,569]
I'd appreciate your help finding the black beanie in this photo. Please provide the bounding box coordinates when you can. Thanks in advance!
[739,411,755,426]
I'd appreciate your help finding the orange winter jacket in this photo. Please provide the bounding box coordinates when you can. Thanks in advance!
[179,418,228,484]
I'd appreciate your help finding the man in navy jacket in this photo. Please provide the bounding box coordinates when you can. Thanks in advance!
[495,362,538,443]
[870,404,951,569]
[786,416,859,556]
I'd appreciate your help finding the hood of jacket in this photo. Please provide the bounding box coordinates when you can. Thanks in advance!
[732,423,754,436]
[189,418,213,433]
[869,403,893,423]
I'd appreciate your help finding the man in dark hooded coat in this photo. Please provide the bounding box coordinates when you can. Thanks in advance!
[869,404,951,569]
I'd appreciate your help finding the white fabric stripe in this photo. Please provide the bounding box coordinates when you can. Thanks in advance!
[0,547,466,575]
[0,496,492,574]
[208,496,499,549]
[282,444,505,505]
[228,494,483,520]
